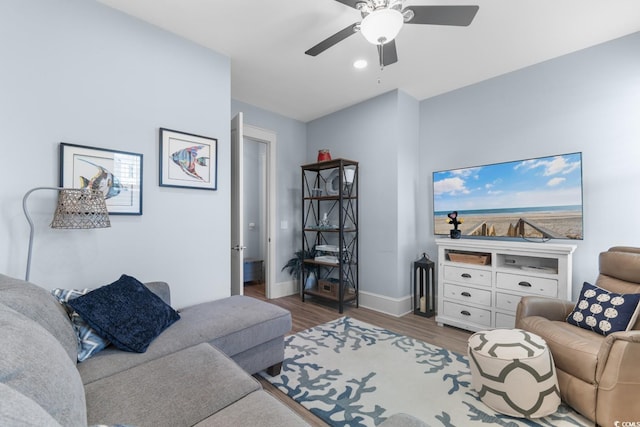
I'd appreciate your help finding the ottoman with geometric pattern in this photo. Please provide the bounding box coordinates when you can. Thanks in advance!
[467,328,560,418]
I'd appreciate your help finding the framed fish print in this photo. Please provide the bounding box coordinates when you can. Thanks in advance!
[59,143,143,215]
[159,128,218,191]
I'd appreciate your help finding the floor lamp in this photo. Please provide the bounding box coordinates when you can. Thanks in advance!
[23,187,111,281]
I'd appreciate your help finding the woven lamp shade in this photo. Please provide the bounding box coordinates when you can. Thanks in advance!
[50,189,111,229]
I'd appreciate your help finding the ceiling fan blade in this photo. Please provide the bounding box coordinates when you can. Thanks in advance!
[333,0,362,9]
[379,40,398,67]
[404,5,479,26]
[305,23,359,57]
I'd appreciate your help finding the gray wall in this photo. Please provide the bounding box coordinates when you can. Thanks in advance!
[2,0,638,310]
[305,31,640,306]
[418,32,640,299]
[396,91,421,299]
[307,91,421,302]
[0,0,231,308]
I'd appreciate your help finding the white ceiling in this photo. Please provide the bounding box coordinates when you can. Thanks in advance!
[98,0,640,122]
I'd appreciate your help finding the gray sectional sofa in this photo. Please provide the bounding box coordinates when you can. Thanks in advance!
[0,273,306,426]
[1,273,427,427]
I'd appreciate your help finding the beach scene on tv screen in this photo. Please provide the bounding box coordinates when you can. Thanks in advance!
[433,153,583,240]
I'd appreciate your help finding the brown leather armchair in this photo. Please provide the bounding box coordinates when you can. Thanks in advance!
[516,246,640,426]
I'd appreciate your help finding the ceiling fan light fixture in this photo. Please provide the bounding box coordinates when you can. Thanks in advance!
[360,8,403,45]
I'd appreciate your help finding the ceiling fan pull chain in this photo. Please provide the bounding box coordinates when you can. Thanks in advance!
[377,43,384,83]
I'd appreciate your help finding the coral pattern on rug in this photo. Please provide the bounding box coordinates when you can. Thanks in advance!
[259,316,590,427]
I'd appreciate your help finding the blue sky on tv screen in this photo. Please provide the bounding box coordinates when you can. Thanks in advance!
[433,153,583,213]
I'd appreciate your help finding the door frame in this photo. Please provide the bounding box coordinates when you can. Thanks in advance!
[230,114,244,296]
[239,123,277,299]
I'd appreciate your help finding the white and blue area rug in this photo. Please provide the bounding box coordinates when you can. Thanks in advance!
[259,317,590,427]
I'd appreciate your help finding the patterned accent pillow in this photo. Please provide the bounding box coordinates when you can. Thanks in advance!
[67,274,180,353]
[566,282,640,336]
[51,288,111,362]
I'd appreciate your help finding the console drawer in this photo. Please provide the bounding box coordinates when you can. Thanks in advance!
[495,292,522,313]
[443,265,491,287]
[443,283,491,307]
[443,301,491,327]
[496,272,558,297]
[495,312,516,329]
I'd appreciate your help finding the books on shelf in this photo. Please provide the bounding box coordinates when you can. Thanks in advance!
[314,255,339,264]
[315,244,340,252]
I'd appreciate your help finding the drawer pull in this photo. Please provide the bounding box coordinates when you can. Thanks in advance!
[518,281,532,287]
[461,291,471,297]
[461,273,472,279]
[461,310,471,316]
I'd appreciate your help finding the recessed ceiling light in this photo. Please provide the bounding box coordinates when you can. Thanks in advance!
[353,59,367,69]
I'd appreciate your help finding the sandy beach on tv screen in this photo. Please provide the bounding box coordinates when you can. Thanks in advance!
[435,210,583,239]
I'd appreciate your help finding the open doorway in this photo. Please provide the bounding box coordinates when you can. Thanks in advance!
[242,138,267,296]
[230,113,276,298]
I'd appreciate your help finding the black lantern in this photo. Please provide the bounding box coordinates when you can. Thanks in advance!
[413,253,435,317]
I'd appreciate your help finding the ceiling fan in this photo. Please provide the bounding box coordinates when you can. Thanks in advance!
[305,0,479,68]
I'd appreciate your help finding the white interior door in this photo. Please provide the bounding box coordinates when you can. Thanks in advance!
[230,113,244,295]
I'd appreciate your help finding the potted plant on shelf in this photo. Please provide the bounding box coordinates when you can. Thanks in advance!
[282,249,318,289]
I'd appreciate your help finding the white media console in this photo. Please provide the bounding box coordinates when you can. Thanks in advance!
[435,238,577,332]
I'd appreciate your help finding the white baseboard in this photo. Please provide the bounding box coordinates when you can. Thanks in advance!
[266,282,413,318]
[268,280,298,299]
[358,291,413,318]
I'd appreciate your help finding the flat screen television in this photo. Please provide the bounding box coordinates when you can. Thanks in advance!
[433,152,583,240]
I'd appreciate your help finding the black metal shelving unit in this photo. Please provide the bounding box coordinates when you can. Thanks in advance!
[300,158,358,313]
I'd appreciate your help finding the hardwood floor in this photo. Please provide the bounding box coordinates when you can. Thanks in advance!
[244,282,472,425]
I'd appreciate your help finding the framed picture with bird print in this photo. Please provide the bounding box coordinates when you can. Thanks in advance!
[59,143,143,215]
[159,128,218,191]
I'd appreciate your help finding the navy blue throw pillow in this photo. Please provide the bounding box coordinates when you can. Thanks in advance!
[566,282,640,336]
[68,275,180,353]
